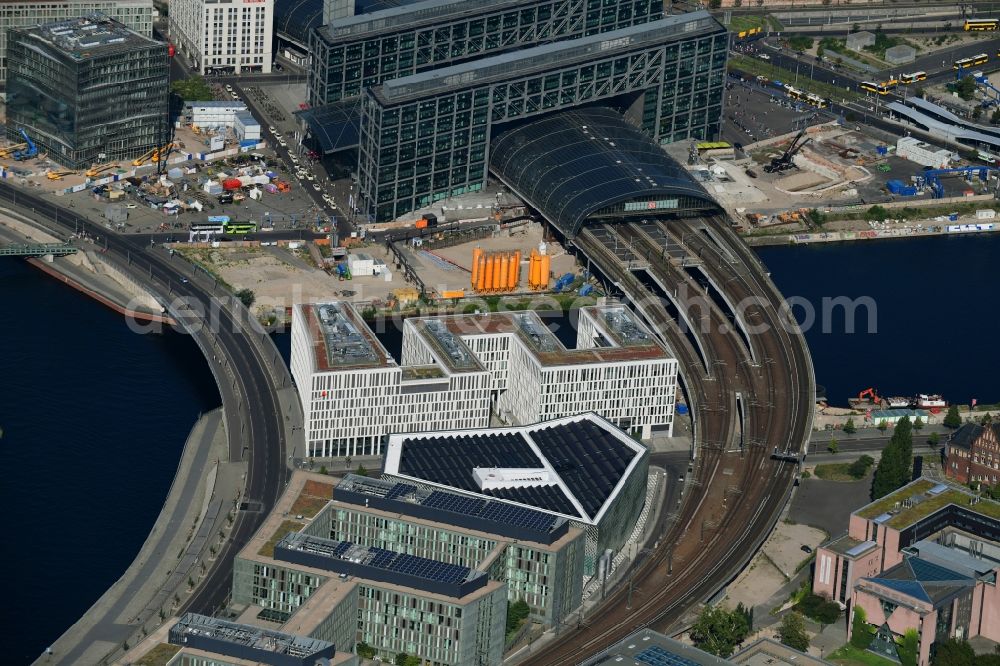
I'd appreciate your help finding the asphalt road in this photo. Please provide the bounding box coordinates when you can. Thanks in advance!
[0,184,290,625]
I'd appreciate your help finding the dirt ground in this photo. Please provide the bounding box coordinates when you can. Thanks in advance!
[722,522,825,611]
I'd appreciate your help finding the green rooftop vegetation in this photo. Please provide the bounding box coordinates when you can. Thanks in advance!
[856,479,1000,529]
[259,520,304,558]
[401,365,445,380]
[133,643,181,666]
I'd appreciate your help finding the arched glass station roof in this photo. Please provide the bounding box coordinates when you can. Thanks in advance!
[490,107,721,238]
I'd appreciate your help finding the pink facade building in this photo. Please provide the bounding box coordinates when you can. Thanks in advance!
[813,478,1000,664]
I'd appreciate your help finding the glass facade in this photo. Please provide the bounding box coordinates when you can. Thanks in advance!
[308,0,661,106]
[5,18,168,169]
[357,15,727,222]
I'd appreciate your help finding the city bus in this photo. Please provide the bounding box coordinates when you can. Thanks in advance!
[954,53,989,70]
[900,71,927,84]
[860,81,891,95]
[224,222,258,234]
[964,19,999,31]
[803,92,829,108]
[190,221,225,235]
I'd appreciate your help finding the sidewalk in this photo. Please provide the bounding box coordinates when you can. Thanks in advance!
[36,410,246,665]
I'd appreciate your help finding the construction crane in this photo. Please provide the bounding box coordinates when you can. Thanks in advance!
[132,146,157,166]
[13,129,38,160]
[151,142,175,163]
[849,387,882,408]
[85,162,116,178]
[46,170,76,180]
[763,129,811,173]
[0,142,27,159]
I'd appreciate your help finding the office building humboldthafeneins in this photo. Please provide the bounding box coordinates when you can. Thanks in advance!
[5,14,168,169]
[290,301,678,458]
[299,0,728,222]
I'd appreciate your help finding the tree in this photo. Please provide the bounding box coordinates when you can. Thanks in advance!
[828,439,839,454]
[709,0,721,7]
[851,606,873,649]
[896,417,914,474]
[913,416,924,431]
[973,106,984,121]
[777,611,809,652]
[843,418,857,435]
[898,628,919,666]
[982,413,994,426]
[914,86,926,99]
[955,75,977,101]
[878,420,888,432]
[319,465,328,475]
[356,642,377,659]
[506,599,531,636]
[848,455,875,479]
[872,441,904,499]
[944,405,962,429]
[170,76,214,102]
[235,288,256,308]
[394,653,420,666]
[797,594,840,624]
[865,205,890,222]
[690,606,750,658]
[356,464,369,477]
[929,431,941,448]
[932,638,976,665]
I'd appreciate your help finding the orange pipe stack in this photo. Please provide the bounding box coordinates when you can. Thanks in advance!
[471,249,523,292]
[528,249,551,290]
[470,247,484,290]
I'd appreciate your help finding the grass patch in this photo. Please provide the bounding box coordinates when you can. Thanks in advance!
[827,201,995,223]
[729,15,768,33]
[134,643,182,666]
[814,463,862,482]
[258,520,304,558]
[728,55,864,104]
[827,644,899,666]
[289,494,329,519]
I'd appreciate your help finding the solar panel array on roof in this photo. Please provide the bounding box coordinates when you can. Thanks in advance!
[398,432,542,491]
[385,482,418,500]
[530,419,636,520]
[873,513,893,524]
[486,484,580,517]
[633,645,702,666]
[908,558,973,583]
[423,490,559,533]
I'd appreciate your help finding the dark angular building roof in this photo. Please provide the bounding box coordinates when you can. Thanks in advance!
[489,106,721,238]
[864,557,975,607]
[384,413,647,523]
[948,422,1000,451]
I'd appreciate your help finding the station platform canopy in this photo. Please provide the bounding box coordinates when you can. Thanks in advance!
[296,101,362,153]
[489,107,721,238]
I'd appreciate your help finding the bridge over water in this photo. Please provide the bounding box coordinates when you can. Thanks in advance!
[0,242,77,257]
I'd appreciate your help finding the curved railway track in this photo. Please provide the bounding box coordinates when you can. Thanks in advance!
[523,215,813,665]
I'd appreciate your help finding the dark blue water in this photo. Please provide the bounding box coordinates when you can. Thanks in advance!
[0,259,220,664]
[756,233,1000,406]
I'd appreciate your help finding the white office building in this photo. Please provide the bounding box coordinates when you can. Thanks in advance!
[0,0,154,85]
[170,0,273,75]
[291,301,678,458]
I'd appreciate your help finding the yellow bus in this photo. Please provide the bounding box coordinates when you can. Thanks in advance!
[860,81,891,95]
[900,71,927,84]
[954,53,989,69]
[964,19,999,31]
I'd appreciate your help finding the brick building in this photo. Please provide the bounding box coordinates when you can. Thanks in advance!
[946,422,1000,485]
[813,478,1000,665]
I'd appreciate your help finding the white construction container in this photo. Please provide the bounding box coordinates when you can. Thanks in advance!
[348,252,376,277]
[976,209,996,219]
[234,112,261,142]
[896,137,955,169]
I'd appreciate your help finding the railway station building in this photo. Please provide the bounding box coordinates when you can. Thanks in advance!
[381,412,650,575]
[813,478,1000,665]
[5,14,169,169]
[290,301,677,458]
[298,0,727,223]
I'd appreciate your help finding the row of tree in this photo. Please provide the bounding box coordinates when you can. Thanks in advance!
[871,416,914,499]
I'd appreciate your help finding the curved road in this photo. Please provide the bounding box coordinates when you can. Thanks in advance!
[1,183,290,657]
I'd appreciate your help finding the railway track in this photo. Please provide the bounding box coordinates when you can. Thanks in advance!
[521,215,813,664]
